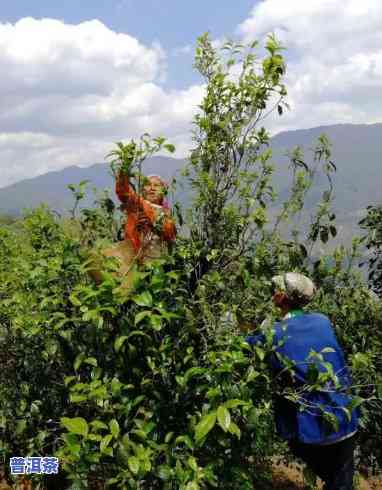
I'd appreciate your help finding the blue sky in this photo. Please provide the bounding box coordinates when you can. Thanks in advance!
[0,0,258,89]
[0,0,380,187]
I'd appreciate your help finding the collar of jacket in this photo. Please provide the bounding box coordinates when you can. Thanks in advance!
[283,309,304,320]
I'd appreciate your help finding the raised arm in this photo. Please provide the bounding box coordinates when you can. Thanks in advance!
[115,172,143,208]
[116,172,160,224]
[117,172,176,243]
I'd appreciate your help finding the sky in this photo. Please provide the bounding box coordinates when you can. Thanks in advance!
[0,0,381,188]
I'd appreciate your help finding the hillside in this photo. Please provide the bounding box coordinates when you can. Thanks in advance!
[0,123,381,244]
[271,123,382,214]
[268,123,382,245]
[0,156,186,217]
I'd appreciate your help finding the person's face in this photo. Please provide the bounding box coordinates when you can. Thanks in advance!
[143,177,165,204]
[272,290,288,309]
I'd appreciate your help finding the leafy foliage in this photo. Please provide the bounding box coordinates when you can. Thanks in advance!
[106,134,175,196]
[0,33,381,490]
[359,204,382,294]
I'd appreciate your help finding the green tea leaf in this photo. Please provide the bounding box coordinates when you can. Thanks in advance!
[84,357,98,367]
[134,310,151,325]
[114,336,128,353]
[224,399,247,409]
[158,465,172,480]
[100,434,113,453]
[16,419,27,435]
[61,417,89,437]
[69,394,87,403]
[186,482,199,490]
[132,291,153,307]
[228,422,241,439]
[195,411,216,441]
[109,419,120,438]
[90,420,108,431]
[174,435,194,450]
[217,405,231,432]
[128,456,140,475]
[188,456,198,472]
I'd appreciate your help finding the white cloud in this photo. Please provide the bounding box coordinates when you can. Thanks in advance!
[0,18,204,188]
[3,5,380,190]
[0,18,164,96]
[237,0,382,135]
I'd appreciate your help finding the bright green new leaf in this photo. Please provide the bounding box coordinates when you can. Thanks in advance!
[185,482,199,490]
[164,432,174,443]
[74,353,85,371]
[158,465,172,481]
[128,456,140,475]
[255,346,265,361]
[84,357,98,367]
[217,405,231,432]
[195,411,216,441]
[109,419,120,438]
[132,291,153,307]
[69,394,87,403]
[187,456,198,472]
[228,422,241,439]
[100,434,113,453]
[64,376,76,386]
[88,434,102,442]
[174,435,194,450]
[224,399,248,409]
[184,367,207,383]
[61,417,89,437]
[90,420,108,431]
[114,336,128,353]
[16,419,27,435]
[134,310,151,325]
[150,314,162,330]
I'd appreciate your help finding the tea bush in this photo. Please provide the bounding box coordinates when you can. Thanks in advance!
[0,34,381,489]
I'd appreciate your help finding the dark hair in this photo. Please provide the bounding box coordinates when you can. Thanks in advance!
[287,298,305,309]
[274,289,305,309]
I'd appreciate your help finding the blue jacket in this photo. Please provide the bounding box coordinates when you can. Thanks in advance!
[246,312,358,444]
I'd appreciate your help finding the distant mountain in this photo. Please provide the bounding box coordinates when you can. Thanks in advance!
[271,123,382,213]
[269,123,382,244]
[0,156,187,217]
[0,123,381,245]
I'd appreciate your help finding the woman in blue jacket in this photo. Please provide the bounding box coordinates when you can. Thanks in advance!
[245,272,358,490]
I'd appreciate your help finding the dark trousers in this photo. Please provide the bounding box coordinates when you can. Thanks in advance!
[288,434,357,490]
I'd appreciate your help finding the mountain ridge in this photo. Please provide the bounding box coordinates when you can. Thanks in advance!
[1,123,381,246]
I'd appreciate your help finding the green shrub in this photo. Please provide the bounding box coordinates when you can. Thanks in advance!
[0,33,381,489]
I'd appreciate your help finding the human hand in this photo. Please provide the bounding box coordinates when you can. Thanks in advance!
[136,213,151,230]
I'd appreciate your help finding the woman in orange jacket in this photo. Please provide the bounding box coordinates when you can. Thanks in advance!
[88,173,176,288]
[115,172,176,262]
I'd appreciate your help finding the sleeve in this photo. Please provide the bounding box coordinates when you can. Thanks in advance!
[116,172,158,224]
[115,172,142,209]
[116,172,176,241]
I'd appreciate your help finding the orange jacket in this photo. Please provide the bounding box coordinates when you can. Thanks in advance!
[115,172,176,254]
